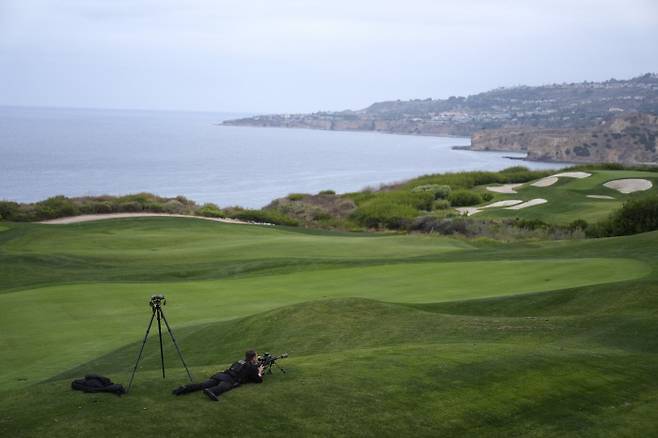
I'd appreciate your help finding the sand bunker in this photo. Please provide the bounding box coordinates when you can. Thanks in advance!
[603,179,653,194]
[39,213,270,225]
[455,200,523,216]
[587,195,615,200]
[530,171,592,188]
[486,183,524,194]
[505,198,548,210]
[551,172,591,179]
[531,176,559,187]
[481,200,524,209]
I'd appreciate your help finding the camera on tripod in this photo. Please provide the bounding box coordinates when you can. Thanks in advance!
[149,294,166,309]
[128,293,193,393]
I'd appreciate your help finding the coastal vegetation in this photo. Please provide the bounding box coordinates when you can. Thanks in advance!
[3,164,657,239]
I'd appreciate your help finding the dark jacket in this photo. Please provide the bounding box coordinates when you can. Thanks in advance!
[213,360,262,384]
[71,374,126,396]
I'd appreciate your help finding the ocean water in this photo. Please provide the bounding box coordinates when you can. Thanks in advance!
[0,106,562,208]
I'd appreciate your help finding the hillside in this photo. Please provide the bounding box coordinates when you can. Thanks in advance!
[223,74,658,164]
[263,165,658,235]
[1,218,658,436]
[224,74,658,136]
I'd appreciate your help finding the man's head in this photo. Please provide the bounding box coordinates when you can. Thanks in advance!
[245,350,257,364]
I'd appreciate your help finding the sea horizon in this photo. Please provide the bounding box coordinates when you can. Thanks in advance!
[0,106,563,208]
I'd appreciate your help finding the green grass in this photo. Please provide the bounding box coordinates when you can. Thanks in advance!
[476,170,658,224]
[1,217,658,436]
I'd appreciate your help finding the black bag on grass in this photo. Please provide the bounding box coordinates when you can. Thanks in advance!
[71,374,126,396]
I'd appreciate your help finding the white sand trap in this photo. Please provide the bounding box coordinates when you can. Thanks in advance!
[587,195,615,200]
[505,198,548,210]
[531,176,559,187]
[486,183,523,194]
[531,172,591,188]
[551,172,591,179]
[455,200,523,216]
[603,179,653,194]
[39,213,271,225]
[481,200,524,209]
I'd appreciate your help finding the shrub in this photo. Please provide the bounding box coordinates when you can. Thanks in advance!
[569,219,589,231]
[143,202,165,213]
[448,190,482,207]
[411,184,452,199]
[590,195,658,237]
[161,200,187,214]
[318,190,336,195]
[352,202,418,229]
[311,209,331,221]
[351,190,435,229]
[196,203,224,218]
[81,201,113,214]
[118,201,143,212]
[0,201,20,221]
[228,209,298,226]
[287,193,306,201]
[481,192,494,202]
[432,200,451,210]
[35,196,78,219]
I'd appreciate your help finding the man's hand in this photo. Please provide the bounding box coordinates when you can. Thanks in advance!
[258,365,265,377]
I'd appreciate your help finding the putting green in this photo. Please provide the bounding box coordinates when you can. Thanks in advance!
[0,257,648,388]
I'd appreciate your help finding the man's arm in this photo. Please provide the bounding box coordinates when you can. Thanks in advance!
[246,364,264,383]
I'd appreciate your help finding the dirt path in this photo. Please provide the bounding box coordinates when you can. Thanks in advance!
[38,213,272,225]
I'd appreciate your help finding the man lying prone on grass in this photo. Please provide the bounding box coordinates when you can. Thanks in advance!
[172,350,264,401]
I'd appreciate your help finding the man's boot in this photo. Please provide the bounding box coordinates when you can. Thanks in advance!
[203,388,219,401]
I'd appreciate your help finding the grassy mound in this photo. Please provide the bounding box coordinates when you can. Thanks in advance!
[1,218,658,436]
[3,296,658,436]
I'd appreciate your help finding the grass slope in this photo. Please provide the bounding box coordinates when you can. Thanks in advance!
[1,218,658,436]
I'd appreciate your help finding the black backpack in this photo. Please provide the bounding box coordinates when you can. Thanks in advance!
[71,374,126,396]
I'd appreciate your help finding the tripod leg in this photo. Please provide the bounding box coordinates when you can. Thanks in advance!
[160,309,194,382]
[127,310,156,393]
[156,309,165,379]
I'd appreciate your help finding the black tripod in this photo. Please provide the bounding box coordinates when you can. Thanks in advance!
[127,294,193,392]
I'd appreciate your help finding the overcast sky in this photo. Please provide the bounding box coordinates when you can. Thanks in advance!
[1,0,657,113]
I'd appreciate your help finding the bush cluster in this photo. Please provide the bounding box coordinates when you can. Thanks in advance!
[226,208,299,226]
[0,193,298,227]
[351,191,434,229]
[448,190,482,207]
[588,195,658,237]
[411,184,452,199]
[195,203,224,218]
[287,193,306,201]
[401,166,552,191]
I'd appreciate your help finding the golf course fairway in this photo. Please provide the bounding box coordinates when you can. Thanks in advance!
[1,218,657,436]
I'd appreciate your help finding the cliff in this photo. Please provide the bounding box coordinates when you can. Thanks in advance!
[470,113,658,164]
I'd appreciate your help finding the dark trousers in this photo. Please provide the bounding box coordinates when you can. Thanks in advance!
[179,373,238,397]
